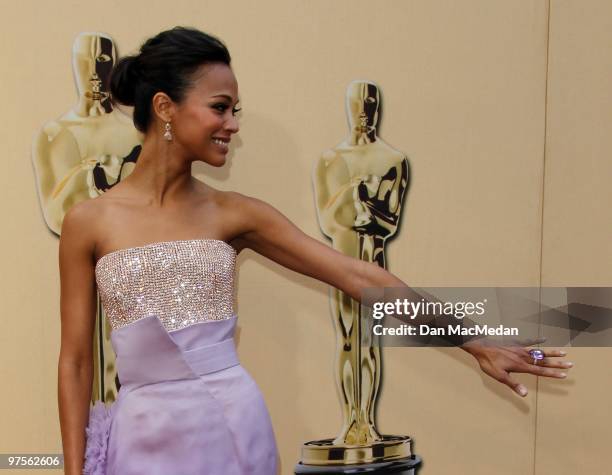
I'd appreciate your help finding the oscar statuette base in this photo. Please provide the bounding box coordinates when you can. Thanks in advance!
[295,435,421,474]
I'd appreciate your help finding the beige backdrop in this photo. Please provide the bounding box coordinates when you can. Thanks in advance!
[1,0,610,474]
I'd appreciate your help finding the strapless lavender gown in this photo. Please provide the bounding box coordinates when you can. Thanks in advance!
[84,239,279,475]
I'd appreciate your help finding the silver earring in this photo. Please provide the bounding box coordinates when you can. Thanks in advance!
[163,121,173,141]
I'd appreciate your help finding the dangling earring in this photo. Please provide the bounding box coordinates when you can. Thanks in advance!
[163,121,173,141]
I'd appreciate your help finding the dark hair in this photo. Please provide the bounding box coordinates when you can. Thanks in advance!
[109,26,232,133]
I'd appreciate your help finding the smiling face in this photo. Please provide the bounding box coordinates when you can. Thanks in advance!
[167,63,241,166]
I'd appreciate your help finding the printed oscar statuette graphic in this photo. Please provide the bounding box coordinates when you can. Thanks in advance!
[31,32,143,403]
[295,81,421,473]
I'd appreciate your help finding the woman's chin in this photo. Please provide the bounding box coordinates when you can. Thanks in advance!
[198,155,227,167]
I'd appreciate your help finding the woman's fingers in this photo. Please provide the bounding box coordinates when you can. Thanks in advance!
[520,348,566,358]
[519,348,573,368]
[536,358,574,369]
[499,371,528,397]
[514,363,568,378]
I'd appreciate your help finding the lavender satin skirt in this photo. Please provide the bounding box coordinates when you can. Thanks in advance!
[83,315,278,475]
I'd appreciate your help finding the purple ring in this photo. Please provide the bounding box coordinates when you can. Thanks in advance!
[529,348,545,364]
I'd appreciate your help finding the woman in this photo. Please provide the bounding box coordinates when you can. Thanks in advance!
[57,26,572,475]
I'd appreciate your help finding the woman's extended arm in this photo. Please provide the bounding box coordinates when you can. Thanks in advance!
[232,193,573,397]
[57,201,98,474]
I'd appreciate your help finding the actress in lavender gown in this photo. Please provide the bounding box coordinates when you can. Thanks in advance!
[54,27,286,475]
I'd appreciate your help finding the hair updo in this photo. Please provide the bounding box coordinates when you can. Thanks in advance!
[109,26,232,133]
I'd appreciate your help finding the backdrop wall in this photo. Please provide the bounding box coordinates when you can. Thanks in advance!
[1,1,610,474]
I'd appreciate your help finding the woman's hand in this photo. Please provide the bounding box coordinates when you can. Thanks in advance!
[461,341,574,397]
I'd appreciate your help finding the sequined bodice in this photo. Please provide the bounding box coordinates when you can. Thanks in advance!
[95,239,236,332]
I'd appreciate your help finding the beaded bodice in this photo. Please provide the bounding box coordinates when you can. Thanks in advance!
[95,239,236,332]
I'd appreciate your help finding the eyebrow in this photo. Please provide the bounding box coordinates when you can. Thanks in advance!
[211,94,239,104]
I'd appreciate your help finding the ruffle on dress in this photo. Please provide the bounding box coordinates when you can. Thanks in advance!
[83,400,115,475]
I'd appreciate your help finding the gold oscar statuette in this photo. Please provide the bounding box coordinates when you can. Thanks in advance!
[296,81,421,474]
[31,32,143,404]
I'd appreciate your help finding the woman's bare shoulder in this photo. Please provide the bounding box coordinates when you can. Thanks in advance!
[216,189,268,208]
[61,197,106,233]
[216,190,272,221]
[59,197,107,263]
[210,190,279,246]
[216,190,294,239]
